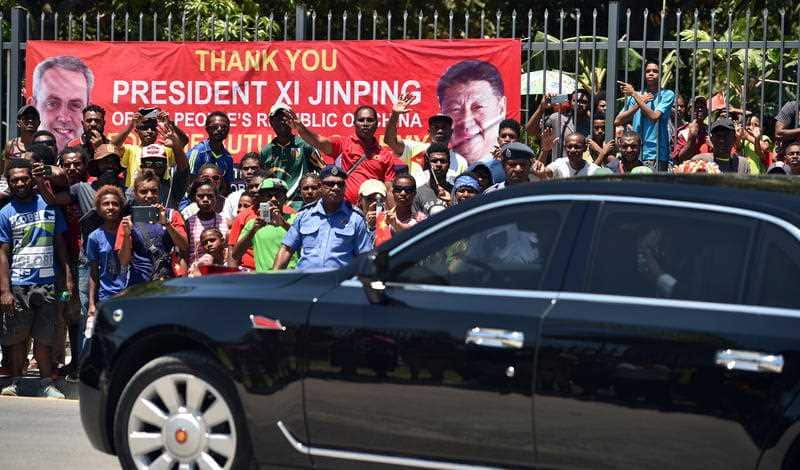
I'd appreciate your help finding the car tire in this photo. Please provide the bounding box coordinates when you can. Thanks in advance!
[113,351,253,470]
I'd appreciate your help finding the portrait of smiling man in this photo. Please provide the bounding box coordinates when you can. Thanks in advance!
[29,55,94,152]
[436,60,508,165]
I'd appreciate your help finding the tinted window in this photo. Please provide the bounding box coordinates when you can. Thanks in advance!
[752,224,800,309]
[585,203,755,304]
[386,203,570,290]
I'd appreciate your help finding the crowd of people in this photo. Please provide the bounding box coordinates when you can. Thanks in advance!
[0,60,798,398]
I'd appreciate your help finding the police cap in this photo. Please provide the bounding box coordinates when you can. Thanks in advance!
[320,164,347,179]
[501,142,535,161]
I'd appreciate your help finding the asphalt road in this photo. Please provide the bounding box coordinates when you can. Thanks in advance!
[0,397,120,469]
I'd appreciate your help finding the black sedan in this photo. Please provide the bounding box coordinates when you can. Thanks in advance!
[80,175,800,470]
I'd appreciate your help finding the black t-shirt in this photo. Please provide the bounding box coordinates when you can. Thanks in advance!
[776,100,799,154]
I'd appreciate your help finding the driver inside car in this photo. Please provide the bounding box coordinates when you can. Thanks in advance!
[448,221,542,286]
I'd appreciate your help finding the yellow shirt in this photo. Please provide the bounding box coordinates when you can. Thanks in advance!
[122,144,176,187]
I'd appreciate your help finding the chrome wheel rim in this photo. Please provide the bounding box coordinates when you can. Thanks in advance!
[127,373,237,470]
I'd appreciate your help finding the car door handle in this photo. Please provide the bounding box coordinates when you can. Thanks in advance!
[715,349,784,374]
[465,327,524,349]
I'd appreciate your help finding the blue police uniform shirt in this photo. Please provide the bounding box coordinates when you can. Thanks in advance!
[282,199,373,270]
[187,139,235,186]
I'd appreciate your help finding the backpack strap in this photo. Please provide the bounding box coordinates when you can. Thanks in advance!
[337,153,370,176]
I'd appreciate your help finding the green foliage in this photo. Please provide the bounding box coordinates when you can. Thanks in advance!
[526,33,643,94]
[660,17,798,115]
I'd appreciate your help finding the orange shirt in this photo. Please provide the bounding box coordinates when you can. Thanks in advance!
[228,209,256,270]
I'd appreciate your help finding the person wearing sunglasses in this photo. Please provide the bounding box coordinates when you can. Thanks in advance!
[124,143,189,210]
[386,173,420,234]
[31,131,59,162]
[187,111,235,189]
[111,107,188,188]
[274,165,372,271]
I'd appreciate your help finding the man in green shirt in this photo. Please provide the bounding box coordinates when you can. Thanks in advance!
[232,178,298,272]
[259,103,324,210]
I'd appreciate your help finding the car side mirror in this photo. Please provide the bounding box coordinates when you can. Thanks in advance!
[358,251,389,304]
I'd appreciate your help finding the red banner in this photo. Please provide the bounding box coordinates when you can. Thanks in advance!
[25,39,520,163]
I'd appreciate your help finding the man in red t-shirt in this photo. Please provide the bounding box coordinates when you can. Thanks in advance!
[288,106,395,204]
[672,96,710,163]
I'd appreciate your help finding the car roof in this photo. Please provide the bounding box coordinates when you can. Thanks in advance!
[381,175,800,252]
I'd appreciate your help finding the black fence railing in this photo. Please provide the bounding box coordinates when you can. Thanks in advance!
[3,2,800,143]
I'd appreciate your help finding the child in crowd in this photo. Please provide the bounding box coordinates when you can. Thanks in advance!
[188,228,228,277]
[180,164,227,217]
[237,193,255,216]
[299,172,321,206]
[87,186,128,315]
[185,179,228,265]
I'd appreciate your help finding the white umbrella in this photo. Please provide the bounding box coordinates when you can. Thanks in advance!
[520,70,577,95]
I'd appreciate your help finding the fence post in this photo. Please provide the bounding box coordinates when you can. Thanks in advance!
[9,7,26,140]
[604,1,620,140]
[295,4,307,40]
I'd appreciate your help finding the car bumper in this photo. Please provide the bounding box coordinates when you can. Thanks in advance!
[79,379,114,454]
[79,334,115,456]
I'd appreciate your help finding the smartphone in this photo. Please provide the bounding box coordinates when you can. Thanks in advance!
[138,107,159,120]
[259,202,271,223]
[375,196,385,214]
[42,165,53,177]
[131,205,160,224]
[550,94,570,105]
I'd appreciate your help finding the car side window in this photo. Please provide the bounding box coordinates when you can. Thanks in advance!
[751,224,800,309]
[585,203,756,304]
[386,203,570,290]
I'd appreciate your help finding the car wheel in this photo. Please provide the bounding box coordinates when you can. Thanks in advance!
[113,351,252,470]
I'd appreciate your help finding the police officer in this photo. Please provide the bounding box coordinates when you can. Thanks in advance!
[273,165,373,270]
[484,142,536,192]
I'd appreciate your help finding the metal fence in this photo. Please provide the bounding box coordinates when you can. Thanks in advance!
[2,1,800,142]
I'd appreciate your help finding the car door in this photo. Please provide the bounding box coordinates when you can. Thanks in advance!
[299,200,583,468]
[534,198,800,470]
